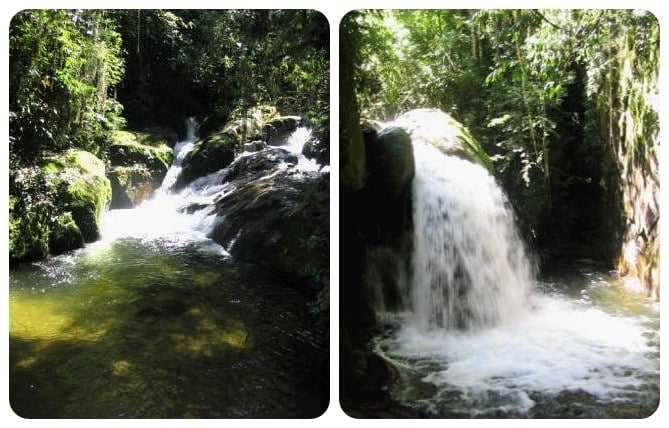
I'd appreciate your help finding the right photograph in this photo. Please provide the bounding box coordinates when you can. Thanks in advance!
[339,9,659,418]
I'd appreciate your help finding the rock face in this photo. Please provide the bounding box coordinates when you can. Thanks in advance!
[175,131,237,189]
[366,126,415,205]
[391,108,492,170]
[206,149,328,288]
[9,149,112,263]
[264,116,301,145]
[106,130,174,208]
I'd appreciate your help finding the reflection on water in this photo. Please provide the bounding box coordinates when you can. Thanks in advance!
[9,239,327,418]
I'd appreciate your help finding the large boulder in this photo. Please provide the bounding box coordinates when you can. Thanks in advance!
[176,107,292,189]
[174,131,237,189]
[264,116,302,145]
[107,130,173,178]
[365,126,415,205]
[106,130,173,208]
[107,166,156,209]
[208,162,329,289]
[43,150,112,242]
[10,149,112,263]
[391,108,492,170]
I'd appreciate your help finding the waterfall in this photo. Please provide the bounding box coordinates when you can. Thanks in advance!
[99,118,224,250]
[100,118,323,252]
[408,142,534,330]
[369,110,658,416]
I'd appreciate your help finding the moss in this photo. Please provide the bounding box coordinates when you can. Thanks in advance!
[45,149,112,243]
[174,132,236,188]
[49,212,84,255]
[108,165,155,209]
[108,130,173,179]
[9,207,49,262]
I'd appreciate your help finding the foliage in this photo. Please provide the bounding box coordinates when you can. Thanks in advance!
[349,10,659,290]
[112,10,329,141]
[10,10,125,162]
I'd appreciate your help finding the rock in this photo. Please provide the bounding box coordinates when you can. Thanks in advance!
[107,166,156,209]
[392,108,492,170]
[209,171,329,288]
[366,126,415,204]
[9,190,50,262]
[47,150,112,242]
[107,130,173,180]
[174,131,237,189]
[243,140,266,152]
[106,130,174,208]
[10,149,112,262]
[224,148,297,183]
[264,116,301,145]
[48,212,84,255]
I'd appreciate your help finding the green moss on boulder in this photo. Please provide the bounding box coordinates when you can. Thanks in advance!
[174,132,237,189]
[49,212,85,255]
[392,108,492,171]
[108,130,173,180]
[108,165,155,209]
[9,195,50,262]
[45,149,112,242]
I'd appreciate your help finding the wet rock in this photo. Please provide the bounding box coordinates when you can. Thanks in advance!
[107,165,155,209]
[224,148,297,184]
[106,130,173,208]
[243,140,266,152]
[44,150,112,242]
[175,132,236,189]
[209,171,329,289]
[366,126,415,205]
[264,116,301,145]
[48,212,85,255]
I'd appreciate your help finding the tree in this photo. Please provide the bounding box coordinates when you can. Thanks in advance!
[10,9,125,162]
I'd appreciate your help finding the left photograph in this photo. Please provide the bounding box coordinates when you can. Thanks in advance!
[9,9,329,418]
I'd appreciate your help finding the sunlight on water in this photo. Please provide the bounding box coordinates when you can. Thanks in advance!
[9,121,327,418]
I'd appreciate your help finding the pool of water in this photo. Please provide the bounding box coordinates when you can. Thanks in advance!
[372,264,659,418]
[9,238,327,418]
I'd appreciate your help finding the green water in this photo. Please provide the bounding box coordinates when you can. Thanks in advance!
[9,238,327,418]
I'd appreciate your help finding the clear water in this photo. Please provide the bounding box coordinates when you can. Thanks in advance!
[9,123,328,418]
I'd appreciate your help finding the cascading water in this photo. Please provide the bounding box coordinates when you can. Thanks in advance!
[98,118,223,250]
[9,117,328,418]
[371,109,659,418]
[409,142,533,330]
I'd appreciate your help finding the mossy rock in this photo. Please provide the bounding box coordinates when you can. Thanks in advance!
[108,165,156,209]
[209,171,329,290]
[44,150,112,242]
[392,108,492,171]
[264,116,302,145]
[107,130,173,180]
[49,212,85,255]
[9,196,50,263]
[366,126,415,204]
[174,132,237,189]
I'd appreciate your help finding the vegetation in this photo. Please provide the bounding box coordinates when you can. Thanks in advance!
[342,9,659,297]
[10,9,329,263]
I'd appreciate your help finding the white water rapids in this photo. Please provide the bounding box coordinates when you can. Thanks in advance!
[97,118,322,257]
[371,109,659,417]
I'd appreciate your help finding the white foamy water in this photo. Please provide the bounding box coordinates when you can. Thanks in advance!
[376,290,658,416]
[408,142,534,330]
[99,121,325,255]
